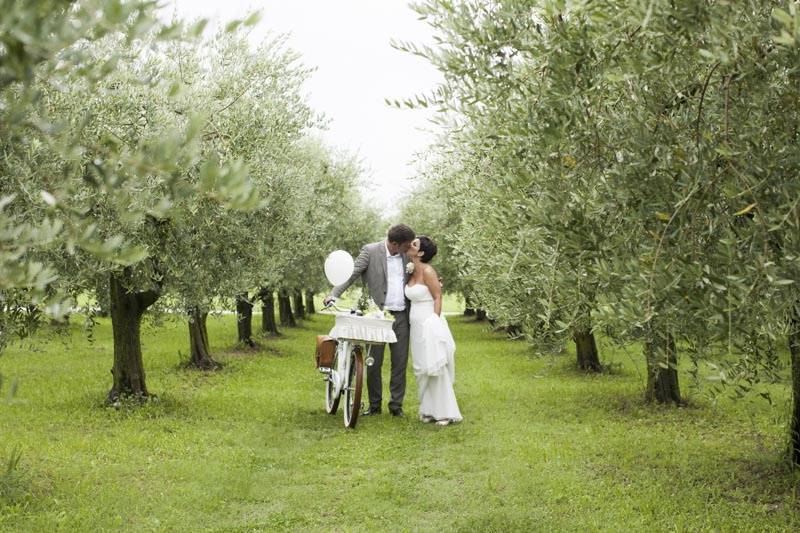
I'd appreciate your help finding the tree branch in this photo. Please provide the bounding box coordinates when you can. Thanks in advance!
[695,62,720,150]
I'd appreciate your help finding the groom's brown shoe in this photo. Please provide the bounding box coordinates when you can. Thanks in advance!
[389,407,404,418]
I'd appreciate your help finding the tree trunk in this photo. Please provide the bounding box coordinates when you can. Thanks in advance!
[464,293,476,316]
[50,314,70,327]
[305,290,315,315]
[236,293,256,348]
[188,308,220,370]
[475,308,487,321]
[278,290,288,324]
[573,328,602,372]
[279,289,296,327]
[293,289,305,320]
[108,269,159,402]
[789,304,800,464]
[644,325,681,404]
[21,305,41,338]
[259,288,279,336]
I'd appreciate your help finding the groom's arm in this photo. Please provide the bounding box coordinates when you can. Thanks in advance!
[328,245,371,301]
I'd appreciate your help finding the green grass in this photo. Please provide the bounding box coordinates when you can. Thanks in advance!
[1,312,799,531]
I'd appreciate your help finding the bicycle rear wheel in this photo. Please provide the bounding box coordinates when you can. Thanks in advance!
[343,344,364,428]
[325,345,341,414]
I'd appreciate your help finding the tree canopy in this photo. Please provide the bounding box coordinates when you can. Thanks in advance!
[400,0,800,458]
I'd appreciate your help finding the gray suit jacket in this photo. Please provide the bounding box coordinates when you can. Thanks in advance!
[332,240,409,309]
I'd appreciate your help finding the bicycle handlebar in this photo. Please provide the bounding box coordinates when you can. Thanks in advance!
[323,302,366,316]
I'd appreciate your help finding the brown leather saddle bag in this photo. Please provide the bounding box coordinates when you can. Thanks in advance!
[315,335,337,368]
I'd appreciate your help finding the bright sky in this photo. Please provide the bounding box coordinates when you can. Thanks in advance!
[163,0,443,216]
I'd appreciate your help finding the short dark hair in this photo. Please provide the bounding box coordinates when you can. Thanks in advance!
[417,235,437,263]
[387,224,415,244]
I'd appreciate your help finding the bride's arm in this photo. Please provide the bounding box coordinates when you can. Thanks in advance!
[424,266,443,316]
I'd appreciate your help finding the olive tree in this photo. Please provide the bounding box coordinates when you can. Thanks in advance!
[409,0,800,460]
[258,138,382,331]
[399,1,608,369]
[0,1,231,404]
[0,1,175,349]
[158,27,316,359]
[398,151,472,312]
[7,17,265,399]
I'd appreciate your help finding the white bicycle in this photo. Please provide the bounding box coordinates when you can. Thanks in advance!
[318,251,396,428]
[318,305,396,428]
[320,322,363,428]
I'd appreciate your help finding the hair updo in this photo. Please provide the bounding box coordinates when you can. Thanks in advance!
[387,224,415,245]
[417,235,437,263]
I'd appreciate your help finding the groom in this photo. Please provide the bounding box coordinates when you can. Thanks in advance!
[323,224,415,417]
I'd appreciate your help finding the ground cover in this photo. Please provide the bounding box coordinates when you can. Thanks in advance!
[1,313,798,531]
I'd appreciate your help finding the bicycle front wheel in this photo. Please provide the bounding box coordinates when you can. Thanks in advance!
[343,344,364,428]
[325,346,341,414]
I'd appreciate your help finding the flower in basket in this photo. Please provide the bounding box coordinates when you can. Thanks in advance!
[405,262,415,274]
[357,286,370,313]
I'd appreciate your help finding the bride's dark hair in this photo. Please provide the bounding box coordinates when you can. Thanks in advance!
[417,235,437,263]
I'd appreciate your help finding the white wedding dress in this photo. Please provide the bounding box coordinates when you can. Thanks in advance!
[405,283,462,423]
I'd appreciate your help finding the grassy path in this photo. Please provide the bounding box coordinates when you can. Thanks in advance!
[1,313,798,531]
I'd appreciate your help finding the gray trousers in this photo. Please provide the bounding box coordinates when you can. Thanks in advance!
[367,309,410,410]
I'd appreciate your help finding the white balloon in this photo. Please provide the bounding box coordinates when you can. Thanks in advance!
[324,250,355,286]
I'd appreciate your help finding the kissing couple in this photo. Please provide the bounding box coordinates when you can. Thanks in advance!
[324,224,462,426]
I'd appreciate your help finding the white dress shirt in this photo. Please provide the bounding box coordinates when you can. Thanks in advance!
[384,241,406,311]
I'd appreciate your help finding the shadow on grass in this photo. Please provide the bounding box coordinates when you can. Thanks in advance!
[84,391,190,421]
[590,444,800,510]
[218,343,283,358]
[607,391,713,418]
[533,354,634,381]
[517,375,717,427]
[276,404,351,436]
[172,358,234,378]
[454,513,541,532]
[721,454,800,506]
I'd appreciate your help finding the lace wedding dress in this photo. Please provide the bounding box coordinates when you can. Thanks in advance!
[405,283,462,423]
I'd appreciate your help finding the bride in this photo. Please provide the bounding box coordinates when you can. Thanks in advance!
[405,236,462,426]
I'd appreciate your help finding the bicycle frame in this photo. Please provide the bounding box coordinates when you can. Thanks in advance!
[328,339,352,399]
[321,302,389,428]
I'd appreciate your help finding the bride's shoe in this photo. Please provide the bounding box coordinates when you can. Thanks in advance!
[420,415,434,423]
[435,419,451,426]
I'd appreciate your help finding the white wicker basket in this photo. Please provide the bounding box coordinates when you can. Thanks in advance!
[329,313,397,344]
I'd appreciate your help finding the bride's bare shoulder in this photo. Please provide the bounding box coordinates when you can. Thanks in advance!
[422,264,438,279]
